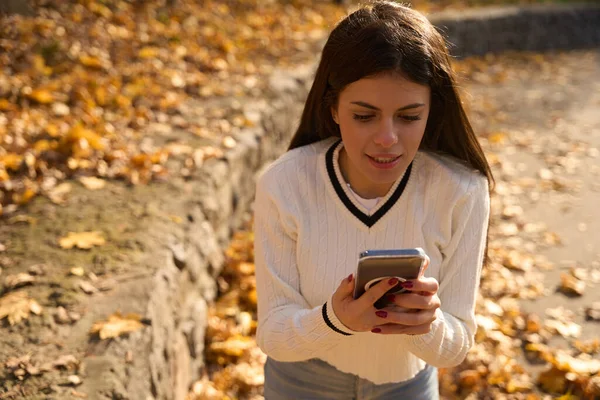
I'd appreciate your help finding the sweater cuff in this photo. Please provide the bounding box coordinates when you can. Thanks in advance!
[322,295,362,335]
[406,307,445,345]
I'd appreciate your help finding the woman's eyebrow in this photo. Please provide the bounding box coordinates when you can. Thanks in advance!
[350,101,425,111]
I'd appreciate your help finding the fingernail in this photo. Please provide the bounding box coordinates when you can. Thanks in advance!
[388,278,399,285]
[371,328,381,333]
[401,281,413,288]
[347,274,353,282]
[386,294,395,302]
[375,311,387,318]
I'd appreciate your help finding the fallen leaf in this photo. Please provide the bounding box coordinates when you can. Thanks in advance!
[545,319,581,338]
[59,231,106,249]
[52,354,79,369]
[559,273,585,296]
[90,312,145,339]
[586,302,600,321]
[67,375,82,386]
[4,273,36,290]
[78,176,106,190]
[0,291,43,325]
[222,136,237,149]
[47,182,72,204]
[191,376,225,399]
[70,267,85,277]
[552,351,600,374]
[78,280,97,295]
[27,89,54,104]
[209,335,255,358]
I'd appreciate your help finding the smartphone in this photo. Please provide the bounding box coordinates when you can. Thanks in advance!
[353,248,429,309]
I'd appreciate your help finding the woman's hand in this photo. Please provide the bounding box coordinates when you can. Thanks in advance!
[331,273,414,332]
[372,276,441,335]
[331,263,440,334]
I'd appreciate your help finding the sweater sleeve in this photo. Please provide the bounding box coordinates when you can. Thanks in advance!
[253,172,355,362]
[402,174,490,368]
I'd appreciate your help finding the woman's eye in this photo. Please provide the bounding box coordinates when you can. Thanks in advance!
[353,114,373,121]
[401,115,421,122]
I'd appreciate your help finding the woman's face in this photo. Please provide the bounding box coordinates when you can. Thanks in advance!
[332,73,431,198]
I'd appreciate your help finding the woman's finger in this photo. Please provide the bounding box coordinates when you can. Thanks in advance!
[398,276,439,295]
[388,293,440,310]
[374,308,437,326]
[370,322,435,335]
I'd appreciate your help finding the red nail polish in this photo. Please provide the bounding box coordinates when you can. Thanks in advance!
[401,281,413,288]
[371,328,381,333]
[347,274,353,282]
[386,294,395,302]
[388,278,399,285]
[375,311,387,318]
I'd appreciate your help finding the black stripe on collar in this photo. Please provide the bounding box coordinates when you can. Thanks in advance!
[325,140,413,228]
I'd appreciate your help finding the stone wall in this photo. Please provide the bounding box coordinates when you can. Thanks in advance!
[74,66,315,399]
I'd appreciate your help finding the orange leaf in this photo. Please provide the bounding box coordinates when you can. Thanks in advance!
[0,99,17,111]
[1,153,23,171]
[59,231,106,250]
[27,89,54,104]
[79,55,104,69]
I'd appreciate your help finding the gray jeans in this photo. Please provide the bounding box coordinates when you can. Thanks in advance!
[264,357,440,400]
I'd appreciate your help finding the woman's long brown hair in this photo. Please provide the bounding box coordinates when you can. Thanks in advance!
[288,1,494,190]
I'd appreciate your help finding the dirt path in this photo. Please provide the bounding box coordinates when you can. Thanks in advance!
[464,49,600,379]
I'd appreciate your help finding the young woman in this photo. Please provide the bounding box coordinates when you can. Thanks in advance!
[253,1,493,398]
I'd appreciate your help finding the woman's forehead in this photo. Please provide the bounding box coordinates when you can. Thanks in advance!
[340,74,430,104]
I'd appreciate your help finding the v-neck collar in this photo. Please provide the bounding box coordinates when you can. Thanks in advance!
[324,140,414,228]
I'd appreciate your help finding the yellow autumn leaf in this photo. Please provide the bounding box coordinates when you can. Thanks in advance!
[27,89,54,104]
[95,86,107,106]
[0,168,9,182]
[78,176,106,190]
[209,335,255,358]
[45,123,60,138]
[1,153,24,171]
[33,139,53,153]
[489,132,507,144]
[70,267,85,277]
[79,55,104,69]
[0,291,43,326]
[556,392,579,400]
[62,124,105,151]
[552,351,600,375]
[0,99,16,111]
[88,2,112,18]
[59,231,106,249]
[32,54,52,76]
[138,47,160,59]
[559,273,585,296]
[13,187,37,205]
[90,312,145,339]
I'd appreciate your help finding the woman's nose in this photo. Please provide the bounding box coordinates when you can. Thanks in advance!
[373,120,398,147]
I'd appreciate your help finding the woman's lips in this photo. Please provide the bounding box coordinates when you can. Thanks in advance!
[367,154,402,169]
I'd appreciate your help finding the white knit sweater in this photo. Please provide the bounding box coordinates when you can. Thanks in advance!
[253,137,490,384]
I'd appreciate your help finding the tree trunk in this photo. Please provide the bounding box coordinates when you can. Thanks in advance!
[0,0,34,16]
